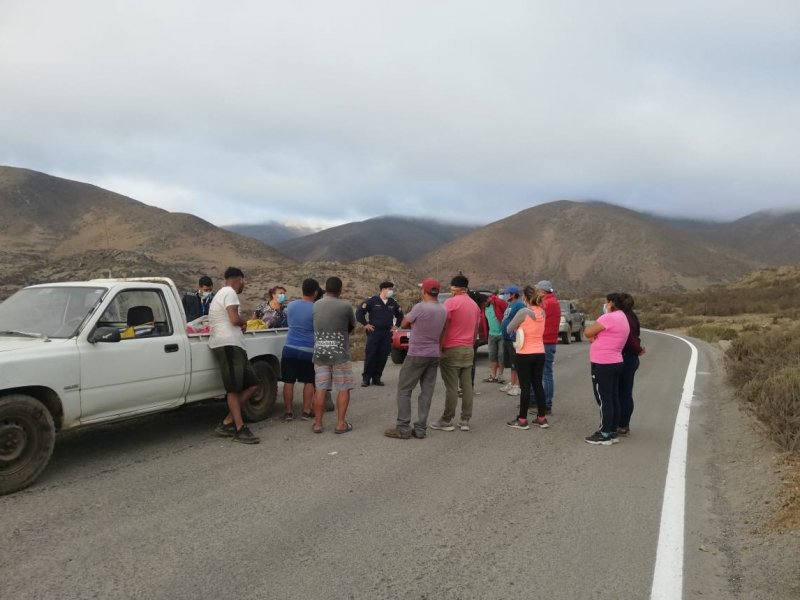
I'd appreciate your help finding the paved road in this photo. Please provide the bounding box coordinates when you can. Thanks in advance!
[2,332,725,599]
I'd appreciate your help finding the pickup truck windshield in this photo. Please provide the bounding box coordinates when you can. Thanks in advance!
[0,286,106,339]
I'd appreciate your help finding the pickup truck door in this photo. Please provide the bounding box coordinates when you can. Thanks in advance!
[78,288,189,422]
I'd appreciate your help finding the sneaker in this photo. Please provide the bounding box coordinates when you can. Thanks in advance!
[494,377,506,384]
[458,421,470,432]
[545,406,553,415]
[430,420,455,432]
[499,382,512,392]
[411,429,426,439]
[609,432,620,444]
[384,427,411,439]
[535,416,550,429]
[361,380,370,387]
[372,379,385,386]
[616,427,630,436]
[482,375,496,383]
[215,422,236,437]
[507,417,530,430]
[584,431,613,446]
[233,426,260,444]
[300,411,314,421]
[282,412,294,422]
[507,385,521,396]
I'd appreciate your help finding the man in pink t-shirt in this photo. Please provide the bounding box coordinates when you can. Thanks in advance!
[583,293,630,445]
[430,274,481,432]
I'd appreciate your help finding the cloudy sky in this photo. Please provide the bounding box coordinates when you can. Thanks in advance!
[2,1,798,228]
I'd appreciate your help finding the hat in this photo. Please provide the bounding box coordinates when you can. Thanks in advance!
[379,281,394,290]
[501,285,520,295]
[535,280,554,292]
[422,278,440,295]
[450,274,469,288]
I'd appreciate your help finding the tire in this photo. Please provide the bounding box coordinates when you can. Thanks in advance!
[574,327,583,342]
[561,330,572,345]
[0,394,56,496]
[243,360,277,422]
[390,348,407,364]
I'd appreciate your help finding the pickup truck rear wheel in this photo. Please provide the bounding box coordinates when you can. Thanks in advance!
[0,394,55,496]
[243,360,277,422]
[574,328,583,342]
[561,331,572,345]
[390,348,407,364]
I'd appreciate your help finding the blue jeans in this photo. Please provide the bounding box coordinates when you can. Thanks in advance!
[543,344,557,408]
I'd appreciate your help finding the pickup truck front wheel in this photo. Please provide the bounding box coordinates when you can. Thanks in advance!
[243,360,278,422]
[0,394,55,496]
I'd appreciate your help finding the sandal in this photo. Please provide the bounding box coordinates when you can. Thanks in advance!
[334,421,354,434]
[282,412,294,422]
[312,425,324,434]
[300,411,314,421]
[482,376,496,383]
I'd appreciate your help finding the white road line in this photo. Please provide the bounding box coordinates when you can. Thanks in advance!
[649,331,699,600]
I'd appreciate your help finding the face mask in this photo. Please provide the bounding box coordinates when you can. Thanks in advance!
[500,294,509,301]
[386,290,394,299]
[201,290,211,299]
[277,293,286,303]
[602,303,609,314]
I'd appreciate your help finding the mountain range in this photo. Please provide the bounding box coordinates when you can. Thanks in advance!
[1,165,798,300]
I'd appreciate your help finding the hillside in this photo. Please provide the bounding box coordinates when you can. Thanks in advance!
[413,201,763,296]
[280,216,476,263]
[0,166,294,296]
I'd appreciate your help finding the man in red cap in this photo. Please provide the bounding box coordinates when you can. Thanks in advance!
[384,278,447,439]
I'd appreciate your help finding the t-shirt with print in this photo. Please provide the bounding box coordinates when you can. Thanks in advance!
[208,286,244,350]
[285,299,314,353]
[485,305,502,336]
[589,310,630,364]
[313,295,356,365]
[442,294,481,349]
[406,300,447,358]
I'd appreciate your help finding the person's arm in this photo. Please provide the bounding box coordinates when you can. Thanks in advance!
[226,304,247,332]
[505,308,528,334]
[584,320,605,342]
[356,299,374,332]
[394,302,404,328]
[348,307,356,334]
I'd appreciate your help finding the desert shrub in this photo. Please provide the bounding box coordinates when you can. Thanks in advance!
[725,324,800,452]
[686,323,738,342]
[753,366,800,452]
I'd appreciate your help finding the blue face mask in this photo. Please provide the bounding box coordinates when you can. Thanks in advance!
[277,293,286,303]
[201,290,211,299]
[386,290,394,299]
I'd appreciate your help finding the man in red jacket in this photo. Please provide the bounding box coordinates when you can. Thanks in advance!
[536,280,561,414]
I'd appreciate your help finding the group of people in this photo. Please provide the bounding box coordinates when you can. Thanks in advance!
[192,268,645,446]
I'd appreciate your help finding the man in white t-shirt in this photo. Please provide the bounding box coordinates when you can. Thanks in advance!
[208,267,260,444]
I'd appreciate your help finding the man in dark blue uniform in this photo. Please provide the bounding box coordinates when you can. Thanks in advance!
[356,281,404,386]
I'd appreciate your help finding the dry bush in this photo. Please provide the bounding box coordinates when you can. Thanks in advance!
[754,366,800,451]
[726,324,800,452]
[686,323,738,342]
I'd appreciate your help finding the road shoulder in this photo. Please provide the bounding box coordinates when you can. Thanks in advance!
[684,339,799,599]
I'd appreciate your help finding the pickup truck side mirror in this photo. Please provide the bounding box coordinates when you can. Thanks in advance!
[88,327,122,344]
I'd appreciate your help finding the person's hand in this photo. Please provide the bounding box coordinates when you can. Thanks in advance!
[639,346,646,356]
[240,323,247,333]
[365,324,375,333]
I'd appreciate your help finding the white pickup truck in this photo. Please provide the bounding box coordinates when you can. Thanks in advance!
[0,278,286,495]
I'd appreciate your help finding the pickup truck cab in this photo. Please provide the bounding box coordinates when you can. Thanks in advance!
[0,278,286,495]
[558,300,586,344]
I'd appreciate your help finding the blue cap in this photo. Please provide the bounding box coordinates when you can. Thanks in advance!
[501,285,520,295]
